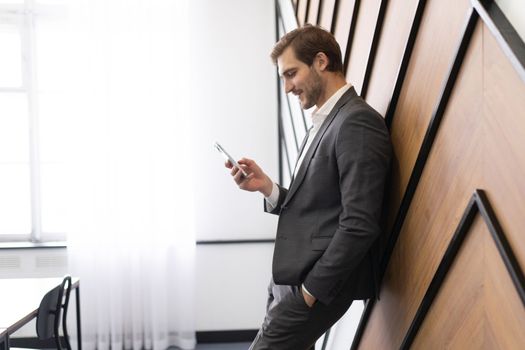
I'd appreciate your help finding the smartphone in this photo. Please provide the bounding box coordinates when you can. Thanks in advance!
[214,141,248,177]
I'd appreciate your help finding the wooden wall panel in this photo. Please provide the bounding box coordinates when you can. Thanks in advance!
[412,216,525,348]
[358,21,484,349]
[412,216,486,349]
[385,0,471,232]
[345,0,382,95]
[481,23,525,271]
[307,0,321,24]
[365,0,420,116]
[318,0,337,31]
[285,0,525,348]
[332,0,357,64]
[358,14,525,348]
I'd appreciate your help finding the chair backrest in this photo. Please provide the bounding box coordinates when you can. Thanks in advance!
[35,275,72,350]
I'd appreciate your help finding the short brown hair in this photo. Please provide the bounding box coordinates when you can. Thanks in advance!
[271,24,343,73]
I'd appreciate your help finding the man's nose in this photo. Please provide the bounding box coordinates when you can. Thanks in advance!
[284,80,293,94]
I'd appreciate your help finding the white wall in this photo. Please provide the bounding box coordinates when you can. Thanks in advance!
[2,244,273,337]
[195,243,273,330]
[188,0,279,331]
[189,0,279,241]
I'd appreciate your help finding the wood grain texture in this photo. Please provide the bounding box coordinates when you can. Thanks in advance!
[365,0,420,116]
[286,0,525,347]
[412,215,486,350]
[359,15,525,348]
[384,0,471,234]
[345,0,382,95]
[358,20,484,349]
[481,23,525,274]
[412,215,525,349]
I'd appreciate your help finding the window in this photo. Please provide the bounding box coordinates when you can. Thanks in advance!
[0,0,67,242]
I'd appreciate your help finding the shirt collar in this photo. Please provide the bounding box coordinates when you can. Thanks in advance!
[311,83,352,130]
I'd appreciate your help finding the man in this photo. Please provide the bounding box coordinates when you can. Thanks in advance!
[226,25,392,349]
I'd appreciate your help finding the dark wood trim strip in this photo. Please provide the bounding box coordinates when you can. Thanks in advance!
[277,4,294,179]
[276,0,284,185]
[330,0,340,34]
[360,0,389,99]
[0,242,67,249]
[350,7,478,349]
[316,0,324,25]
[399,194,478,349]
[320,327,331,350]
[400,190,525,348]
[472,0,525,83]
[197,329,259,343]
[343,0,361,74]
[349,299,375,350]
[476,190,525,305]
[384,0,428,129]
[304,0,311,25]
[276,8,298,152]
[196,239,275,245]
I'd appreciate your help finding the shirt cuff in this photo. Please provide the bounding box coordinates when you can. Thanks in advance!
[264,182,279,211]
[302,283,315,298]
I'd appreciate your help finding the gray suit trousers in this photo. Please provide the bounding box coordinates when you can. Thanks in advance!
[249,279,354,350]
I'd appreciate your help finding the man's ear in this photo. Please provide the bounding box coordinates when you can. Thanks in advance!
[315,52,329,71]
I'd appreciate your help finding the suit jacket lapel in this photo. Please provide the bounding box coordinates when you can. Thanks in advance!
[283,87,358,207]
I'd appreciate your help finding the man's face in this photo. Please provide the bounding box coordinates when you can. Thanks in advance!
[277,47,323,110]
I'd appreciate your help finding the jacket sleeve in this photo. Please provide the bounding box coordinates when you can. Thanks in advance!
[264,184,288,215]
[303,109,392,304]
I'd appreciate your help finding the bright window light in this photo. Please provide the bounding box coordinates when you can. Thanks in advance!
[0,27,23,87]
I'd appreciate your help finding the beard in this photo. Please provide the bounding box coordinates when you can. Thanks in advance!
[299,67,323,110]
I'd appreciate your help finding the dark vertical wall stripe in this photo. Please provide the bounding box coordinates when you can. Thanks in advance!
[473,0,525,83]
[304,0,311,24]
[349,299,375,350]
[276,2,284,184]
[317,0,324,25]
[477,191,525,306]
[330,0,340,34]
[343,0,361,74]
[360,0,389,100]
[384,0,428,129]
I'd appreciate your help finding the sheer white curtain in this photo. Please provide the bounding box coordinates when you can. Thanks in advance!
[64,0,196,349]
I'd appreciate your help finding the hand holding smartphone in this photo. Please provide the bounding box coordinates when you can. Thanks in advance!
[214,141,248,177]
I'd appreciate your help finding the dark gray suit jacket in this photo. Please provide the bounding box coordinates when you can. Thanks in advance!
[266,87,392,305]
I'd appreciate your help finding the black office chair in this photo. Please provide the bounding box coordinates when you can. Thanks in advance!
[13,275,73,350]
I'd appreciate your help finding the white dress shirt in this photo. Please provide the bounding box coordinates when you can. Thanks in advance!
[266,83,352,209]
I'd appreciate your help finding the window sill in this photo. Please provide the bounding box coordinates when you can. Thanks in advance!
[0,241,67,250]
